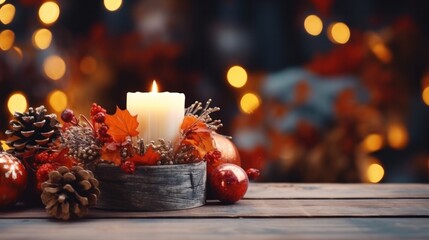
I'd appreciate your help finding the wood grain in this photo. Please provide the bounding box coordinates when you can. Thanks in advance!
[246,183,429,199]
[3,198,429,218]
[94,162,206,211]
[1,218,428,240]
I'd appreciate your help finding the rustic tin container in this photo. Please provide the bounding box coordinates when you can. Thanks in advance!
[94,161,206,211]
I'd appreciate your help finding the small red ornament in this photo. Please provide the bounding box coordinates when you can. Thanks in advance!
[212,133,241,166]
[0,152,28,208]
[208,163,248,204]
[246,168,260,180]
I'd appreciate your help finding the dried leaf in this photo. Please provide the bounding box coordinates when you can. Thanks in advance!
[180,116,214,158]
[105,106,139,143]
[129,146,160,165]
[100,146,121,166]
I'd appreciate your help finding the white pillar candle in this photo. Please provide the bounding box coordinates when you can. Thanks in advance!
[126,81,185,144]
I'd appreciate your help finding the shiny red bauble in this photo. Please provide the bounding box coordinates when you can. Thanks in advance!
[208,163,248,204]
[0,152,28,208]
[212,133,241,166]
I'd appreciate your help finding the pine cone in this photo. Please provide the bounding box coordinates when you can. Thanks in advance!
[41,166,100,220]
[5,106,61,158]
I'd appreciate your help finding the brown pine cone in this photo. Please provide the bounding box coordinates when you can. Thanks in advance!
[41,166,100,220]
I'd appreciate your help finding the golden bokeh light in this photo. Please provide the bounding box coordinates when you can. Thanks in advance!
[362,133,383,152]
[1,140,10,151]
[0,0,6,5]
[0,29,15,51]
[38,1,60,25]
[367,163,385,183]
[32,28,52,50]
[7,92,28,115]
[227,65,247,88]
[48,90,68,112]
[304,15,323,36]
[104,0,122,11]
[43,55,66,80]
[422,87,429,106]
[80,56,98,74]
[372,43,392,63]
[328,22,350,44]
[240,93,260,114]
[0,3,16,25]
[387,124,408,149]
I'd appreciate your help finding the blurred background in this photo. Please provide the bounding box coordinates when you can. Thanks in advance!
[1,0,429,183]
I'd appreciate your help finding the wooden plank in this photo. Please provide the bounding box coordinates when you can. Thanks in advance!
[1,218,428,240]
[3,198,429,218]
[245,183,429,199]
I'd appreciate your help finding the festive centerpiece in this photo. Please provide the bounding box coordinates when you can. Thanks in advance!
[2,81,258,220]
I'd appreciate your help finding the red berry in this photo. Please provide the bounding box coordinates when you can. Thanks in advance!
[208,163,248,204]
[246,168,260,180]
[35,151,57,164]
[90,103,106,117]
[61,109,74,123]
[94,112,106,123]
[98,125,109,137]
[121,161,135,174]
[36,163,55,182]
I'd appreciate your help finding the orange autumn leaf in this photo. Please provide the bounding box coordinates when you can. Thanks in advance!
[105,106,139,143]
[100,146,122,166]
[180,115,215,158]
[129,146,160,165]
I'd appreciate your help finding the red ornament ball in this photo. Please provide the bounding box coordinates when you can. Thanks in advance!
[212,133,241,166]
[0,152,28,208]
[208,163,248,204]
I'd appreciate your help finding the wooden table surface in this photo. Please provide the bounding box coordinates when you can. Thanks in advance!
[1,183,429,239]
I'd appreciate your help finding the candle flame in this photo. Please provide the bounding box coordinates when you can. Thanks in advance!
[151,80,158,93]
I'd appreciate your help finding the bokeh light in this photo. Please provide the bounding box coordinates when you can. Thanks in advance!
[240,93,260,114]
[328,22,350,44]
[304,15,323,36]
[48,90,68,112]
[0,0,5,5]
[367,163,385,183]
[363,133,383,152]
[227,65,247,88]
[104,0,122,12]
[7,92,28,115]
[422,87,429,106]
[0,29,15,51]
[32,28,52,50]
[43,55,66,80]
[387,124,408,149]
[80,56,98,74]
[372,43,392,63]
[0,3,16,25]
[38,1,60,25]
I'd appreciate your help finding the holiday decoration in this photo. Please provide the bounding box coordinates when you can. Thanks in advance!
[246,168,261,180]
[41,166,100,220]
[0,150,28,207]
[5,106,62,158]
[212,133,241,166]
[208,163,249,204]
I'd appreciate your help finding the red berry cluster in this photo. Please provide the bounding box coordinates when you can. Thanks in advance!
[121,160,135,174]
[204,149,222,173]
[90,103,112,143]
[90,103,106,119]
[36,163,55,191]
[34,151,60,191]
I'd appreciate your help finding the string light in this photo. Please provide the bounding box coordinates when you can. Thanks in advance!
[328,22,350,44]
[362,133,383,152]
[7,92,28,115]
[0,29,14,51]
[387,124,408,149]
[32,28,52,50]
[367,163,384,183]
[104,0,122,12]
[0,3,16,25]
[43,55,66,80]
[240,93,260,114]
[304,15,323,36]
[227,65,247,88]
[48,90,68,112]
[38,1,60,25]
